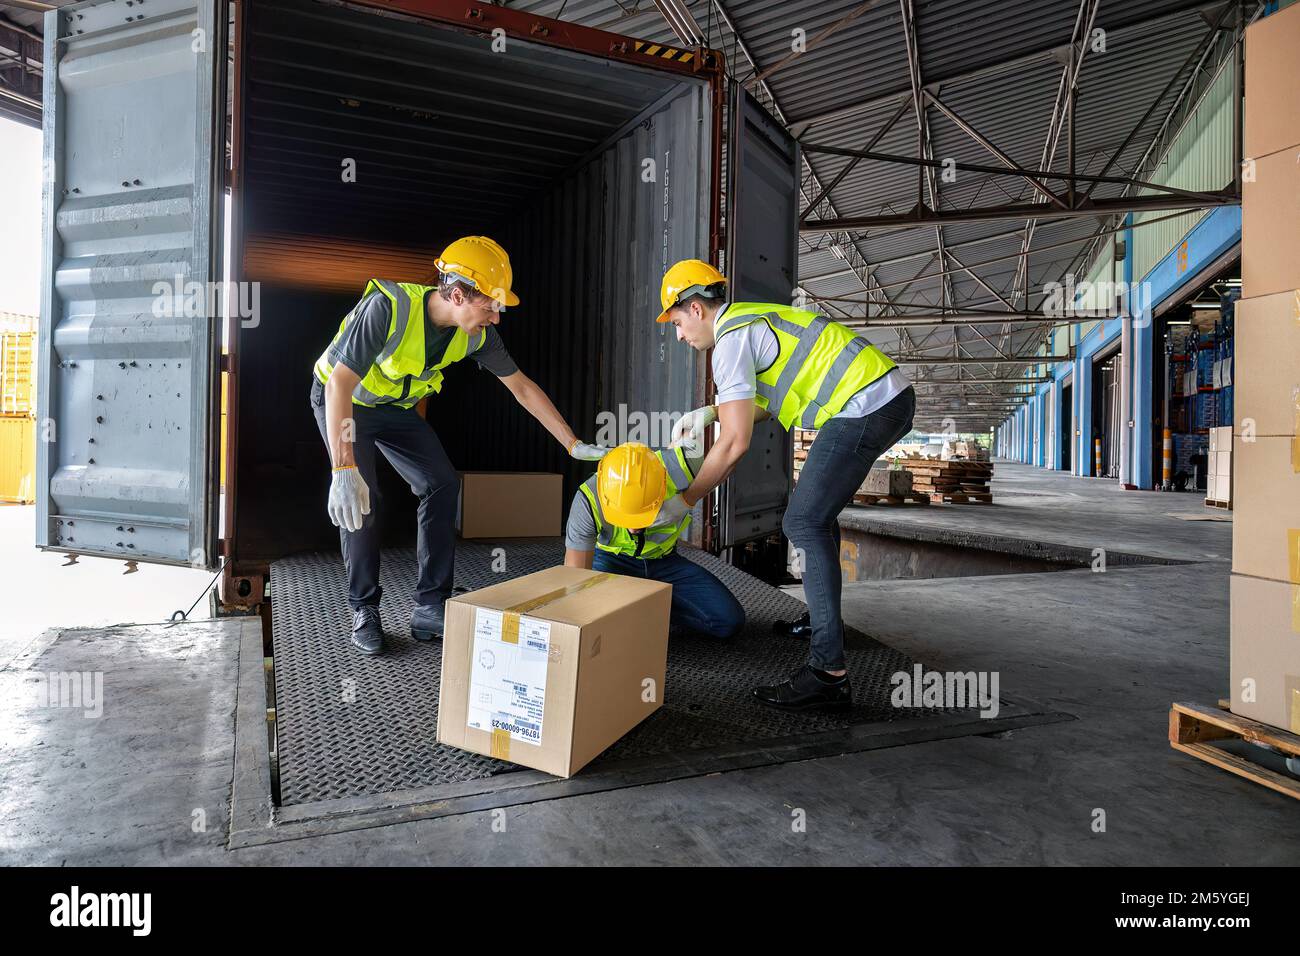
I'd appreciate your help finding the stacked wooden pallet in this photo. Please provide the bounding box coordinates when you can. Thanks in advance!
[891,457,994,504]
[792,428,817,482]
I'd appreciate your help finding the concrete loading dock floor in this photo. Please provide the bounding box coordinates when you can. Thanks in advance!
[2,462,1296,864]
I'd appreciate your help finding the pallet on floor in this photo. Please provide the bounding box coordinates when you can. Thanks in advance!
[1204,498,1232,510]
[890,456,994,503]
[925,492,992,504]
[851,491,931,507]
[1169,701,1300,801]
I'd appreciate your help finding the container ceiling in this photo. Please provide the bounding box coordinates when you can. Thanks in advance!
[243,0,692,244]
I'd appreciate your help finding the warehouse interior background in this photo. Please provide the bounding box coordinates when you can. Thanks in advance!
[1,0,1299,868]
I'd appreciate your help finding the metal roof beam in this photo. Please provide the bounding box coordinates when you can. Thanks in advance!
[801,190,1238,232]
[796,142,1227,204]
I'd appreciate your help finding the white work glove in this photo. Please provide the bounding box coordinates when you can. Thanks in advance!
[328,466,371,533]
[670,405,717,453]
[569,440,610,462]
[650,494,692,527]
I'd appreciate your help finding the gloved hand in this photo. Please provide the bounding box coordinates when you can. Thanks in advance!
[670,405,717,452]
[650,494,692,527]
[328,465,371,533]
[569,440,610,462]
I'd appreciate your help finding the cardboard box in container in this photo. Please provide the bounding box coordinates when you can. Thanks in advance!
[1230,435,1300,582]
[1241,147,1300,299]
[1244,1,1300,161]
[437,565,671,778]
[1234,291,1300,437]
[1206,474,1219,501]
[457,472,562,539]
[1230,573,1300,733]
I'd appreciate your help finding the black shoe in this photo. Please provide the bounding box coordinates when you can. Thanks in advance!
[772,611,812,638]
[351,606,384,655]
[411,603,445,642]
[753,665,851,711]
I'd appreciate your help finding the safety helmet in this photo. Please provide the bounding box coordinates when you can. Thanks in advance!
[435,236,520,307]
[656,259,727,323]
[596,442,668,530]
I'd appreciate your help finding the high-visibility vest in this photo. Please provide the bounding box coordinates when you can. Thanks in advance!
[313,279,487,408]
[578,447,695,559]
[714,302,896,430]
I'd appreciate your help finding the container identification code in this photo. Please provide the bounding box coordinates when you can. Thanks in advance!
[467,607,550,746]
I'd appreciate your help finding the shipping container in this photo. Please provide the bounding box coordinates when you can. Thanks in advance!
[37,0,800,605]
[0,416,36,504]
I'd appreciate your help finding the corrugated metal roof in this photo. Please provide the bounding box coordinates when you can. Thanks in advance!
[515,0,1247,408]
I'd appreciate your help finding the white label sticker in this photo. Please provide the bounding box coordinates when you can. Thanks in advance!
[467,608,550,747]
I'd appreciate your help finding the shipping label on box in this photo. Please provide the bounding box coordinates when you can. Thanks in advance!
[467,608,550,746]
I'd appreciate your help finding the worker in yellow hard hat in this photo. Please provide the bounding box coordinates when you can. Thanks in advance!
[657,259,915,711]
[563,442,744,641]
[312,236,608,655]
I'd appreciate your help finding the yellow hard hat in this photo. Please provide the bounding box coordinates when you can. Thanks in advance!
[597,442,668,530]
[656,259,727,323]
[435,236,520,307]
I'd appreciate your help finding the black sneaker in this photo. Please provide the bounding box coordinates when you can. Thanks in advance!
[772,611,812,638]
[411,603,445,642]
[351,605,384,655]
[753,665,851,711]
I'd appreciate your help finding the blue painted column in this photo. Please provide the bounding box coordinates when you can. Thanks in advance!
[1077,353,1092,475]
[1128,216,1154,489]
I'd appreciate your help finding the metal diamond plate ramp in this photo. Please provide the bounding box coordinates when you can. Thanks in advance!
[270,539,969,806]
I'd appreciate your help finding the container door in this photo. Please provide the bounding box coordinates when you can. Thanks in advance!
[718,83,799,550]
[37,0,227,567]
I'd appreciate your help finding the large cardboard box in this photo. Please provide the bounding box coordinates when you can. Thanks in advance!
[457,472,562,539]
[437,566,671,778]
[1241,147,1300,299]
[1230,435,1300,583]
[1230,573,1300,733]
[1244,2,1300,161]
[1234,291,1300,437]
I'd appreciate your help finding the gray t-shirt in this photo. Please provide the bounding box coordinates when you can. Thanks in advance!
[565,451,703,551]
[327,289,518,380]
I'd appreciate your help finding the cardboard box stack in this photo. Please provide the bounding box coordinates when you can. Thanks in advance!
[1205,426,1233,506]
[438,566,671,778]
[456,472,562,538]
[1229,4,1300,734]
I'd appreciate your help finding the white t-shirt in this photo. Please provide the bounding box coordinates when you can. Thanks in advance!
[711,313,910,418]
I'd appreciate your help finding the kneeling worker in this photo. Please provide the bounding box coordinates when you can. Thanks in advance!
[657,260,915,711]
[313,236,606,655]
[564,442,745,641]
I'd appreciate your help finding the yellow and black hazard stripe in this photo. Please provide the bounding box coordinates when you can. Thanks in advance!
[633,40,695,64]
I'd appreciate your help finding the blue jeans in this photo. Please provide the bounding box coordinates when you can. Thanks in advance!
[784,386,916,670]
[592,550,745,640]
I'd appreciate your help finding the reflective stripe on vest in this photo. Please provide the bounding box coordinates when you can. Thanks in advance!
[578,447,694,559]
[313,279,486,408]
[714,302,896,430]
